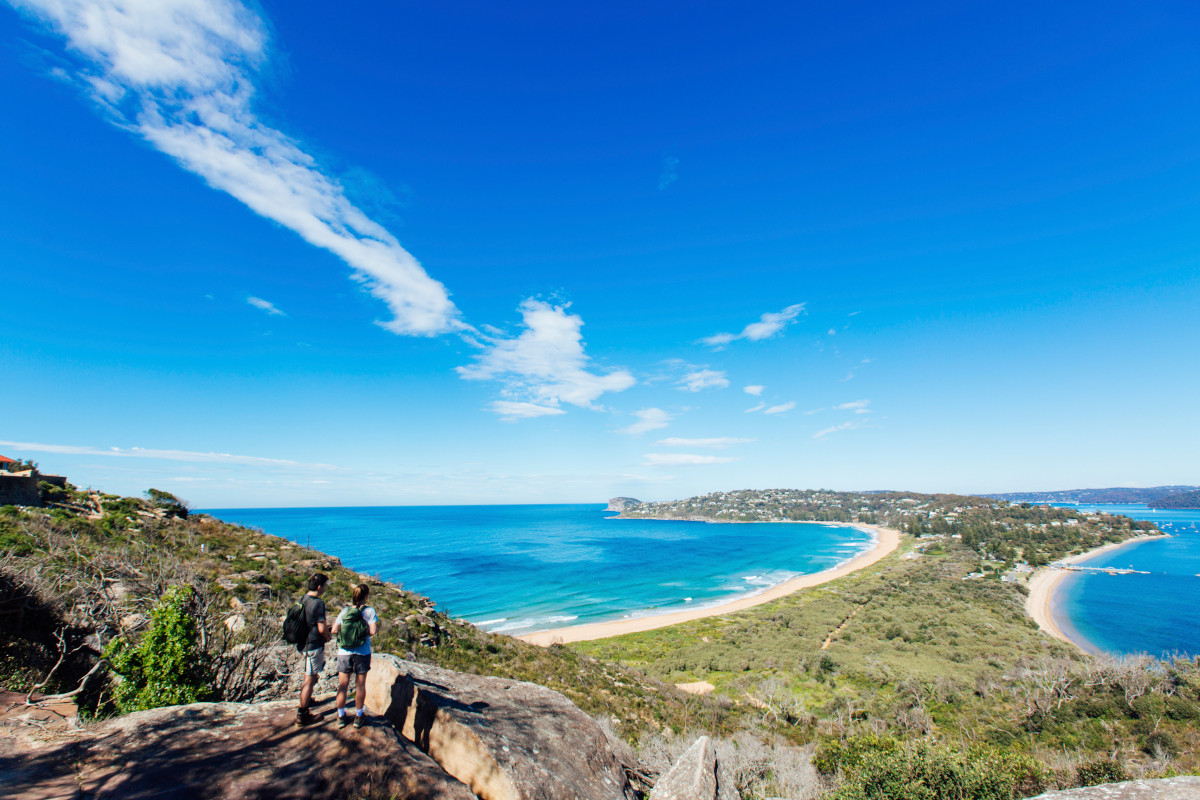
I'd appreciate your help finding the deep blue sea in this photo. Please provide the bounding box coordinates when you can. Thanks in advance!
[205,504,874,635]
[1053,504,1200,658]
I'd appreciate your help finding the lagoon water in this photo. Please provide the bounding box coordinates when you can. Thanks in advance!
[1055,504,1200,658]
[206,504,874,634]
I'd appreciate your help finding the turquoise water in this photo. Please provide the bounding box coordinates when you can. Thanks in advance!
[1054,504,1200,658]
[205,504,874,634]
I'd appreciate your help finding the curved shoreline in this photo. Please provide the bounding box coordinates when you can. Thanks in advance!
[518,523,901,646]
[1024,534,1159,653]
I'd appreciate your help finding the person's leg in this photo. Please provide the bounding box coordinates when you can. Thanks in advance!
[299,673,316,710]
[336,671,350,712]
[354,671,367,712]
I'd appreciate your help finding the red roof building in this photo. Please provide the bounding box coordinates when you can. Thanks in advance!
[0,455,18,467]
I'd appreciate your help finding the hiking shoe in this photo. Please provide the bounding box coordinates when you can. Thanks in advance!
[353,715,364,729]
[295,709,316,727]
[338,714,350,729]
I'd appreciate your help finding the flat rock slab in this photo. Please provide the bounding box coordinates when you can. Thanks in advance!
[0,698,476,800]
[1031,777,1200,800]
[367,654,636,800]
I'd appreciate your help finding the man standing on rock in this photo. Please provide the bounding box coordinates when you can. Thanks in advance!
[296,573,329,727]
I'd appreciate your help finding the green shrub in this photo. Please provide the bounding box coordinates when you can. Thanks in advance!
[825,739,1047,800]
[104,585,213,713]
[1074,759,1129,787]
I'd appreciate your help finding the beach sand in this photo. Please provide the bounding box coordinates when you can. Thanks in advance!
[1025,534,1158,653]
[518,523,901,646]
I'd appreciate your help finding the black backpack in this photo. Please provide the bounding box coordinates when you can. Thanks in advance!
[282,595,312,648]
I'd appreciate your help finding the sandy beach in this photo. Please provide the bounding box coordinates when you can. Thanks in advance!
[518,523,901,646]
[1025,534,1159,652]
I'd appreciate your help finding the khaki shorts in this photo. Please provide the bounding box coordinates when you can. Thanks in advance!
[303,647,325,676]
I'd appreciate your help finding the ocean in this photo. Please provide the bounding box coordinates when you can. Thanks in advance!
[205,504,875,635]
[1053,504,1200,658]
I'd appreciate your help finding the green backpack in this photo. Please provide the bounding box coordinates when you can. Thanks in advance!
[338,605,369,649]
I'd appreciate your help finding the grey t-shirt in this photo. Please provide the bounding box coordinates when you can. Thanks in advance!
[303,595,326,649]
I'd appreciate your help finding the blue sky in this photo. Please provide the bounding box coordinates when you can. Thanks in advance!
[1,0,1198,507]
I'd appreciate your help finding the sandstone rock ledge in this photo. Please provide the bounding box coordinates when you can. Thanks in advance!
[367,654,638,800]
[1030,777,1200,800]
[0,698,475,800]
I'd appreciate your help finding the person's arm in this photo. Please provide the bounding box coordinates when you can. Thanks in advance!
[367,608,378,637]
[315,600,330,642]
[330,608,342,636]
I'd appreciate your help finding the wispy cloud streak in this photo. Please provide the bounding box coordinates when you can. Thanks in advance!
[618,408,673,435]
[0,439,334,468]
[655,437,752,448]
[644,453,738,466]
[9,0,460,335]
[247,296,285,316]
[700,303,805,348]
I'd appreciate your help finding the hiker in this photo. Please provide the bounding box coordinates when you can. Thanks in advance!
[331,583,379,729]
[295,573,329,727]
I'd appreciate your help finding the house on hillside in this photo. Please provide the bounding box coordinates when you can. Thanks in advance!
[0,455,69,507]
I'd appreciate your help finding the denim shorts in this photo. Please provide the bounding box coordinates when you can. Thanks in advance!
[337,653,371,675]
[303,647,325,676]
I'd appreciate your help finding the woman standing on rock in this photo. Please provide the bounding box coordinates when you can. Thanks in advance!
[331,583,379,729]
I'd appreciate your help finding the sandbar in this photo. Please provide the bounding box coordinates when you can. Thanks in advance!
[518,523,901,646]
[1025,534,1158,653]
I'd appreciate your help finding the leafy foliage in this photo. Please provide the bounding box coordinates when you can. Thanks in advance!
[104,586,214,713]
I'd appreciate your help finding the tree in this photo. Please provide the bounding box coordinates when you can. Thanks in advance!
[104,585,212,713]
[144,488,189,519]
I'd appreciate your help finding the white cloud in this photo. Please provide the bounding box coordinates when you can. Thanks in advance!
[618,408,673,435]
[835,399,871,414]
[247,296,285,316]
[813,420,868,439]
[763,401,796,415]
[655,437,753,448]
[459,300,635,416]
[0,439,332,468]
[745,402,766,413]
[644,453,739,466]
[743,385,764,396]
[679,369,730,392]
[489,401,568,422]
[12,0,460,336]
[700,303,805,348]
[828,328,836,336]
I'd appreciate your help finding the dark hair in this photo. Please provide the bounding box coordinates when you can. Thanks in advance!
[352,583,369,606]
[307,573,328,592]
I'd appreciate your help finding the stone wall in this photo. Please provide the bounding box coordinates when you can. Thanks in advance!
[0,475,40,507]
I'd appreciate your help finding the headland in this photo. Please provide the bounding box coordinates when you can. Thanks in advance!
[519,523,900,645]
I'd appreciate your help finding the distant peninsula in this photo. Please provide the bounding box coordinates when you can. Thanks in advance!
[986,485,1200,505]
[1148,489,1200,509]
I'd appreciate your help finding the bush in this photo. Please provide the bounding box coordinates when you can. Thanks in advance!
[824,738,1047,800]
[1074,759,1129,787]
[145,488,189,520]
[104,585,213,713]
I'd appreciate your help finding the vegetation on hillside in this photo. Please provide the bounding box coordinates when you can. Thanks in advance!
[1148,490,1200,510]
[0,491,738,738]
[4,482,1195,798]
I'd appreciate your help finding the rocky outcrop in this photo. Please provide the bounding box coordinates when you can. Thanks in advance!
[605,497,640,512]
[366,654,637,800]
[0,698,476,800]
[651,736,737,800]
[1030,777,1200,799]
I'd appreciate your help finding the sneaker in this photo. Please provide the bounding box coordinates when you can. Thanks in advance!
[295,709,316,727]
[353,714,364,729]
[338,713,350,729]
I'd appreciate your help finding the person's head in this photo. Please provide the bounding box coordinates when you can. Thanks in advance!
[352,583,369,606]
[308,573,328,593]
